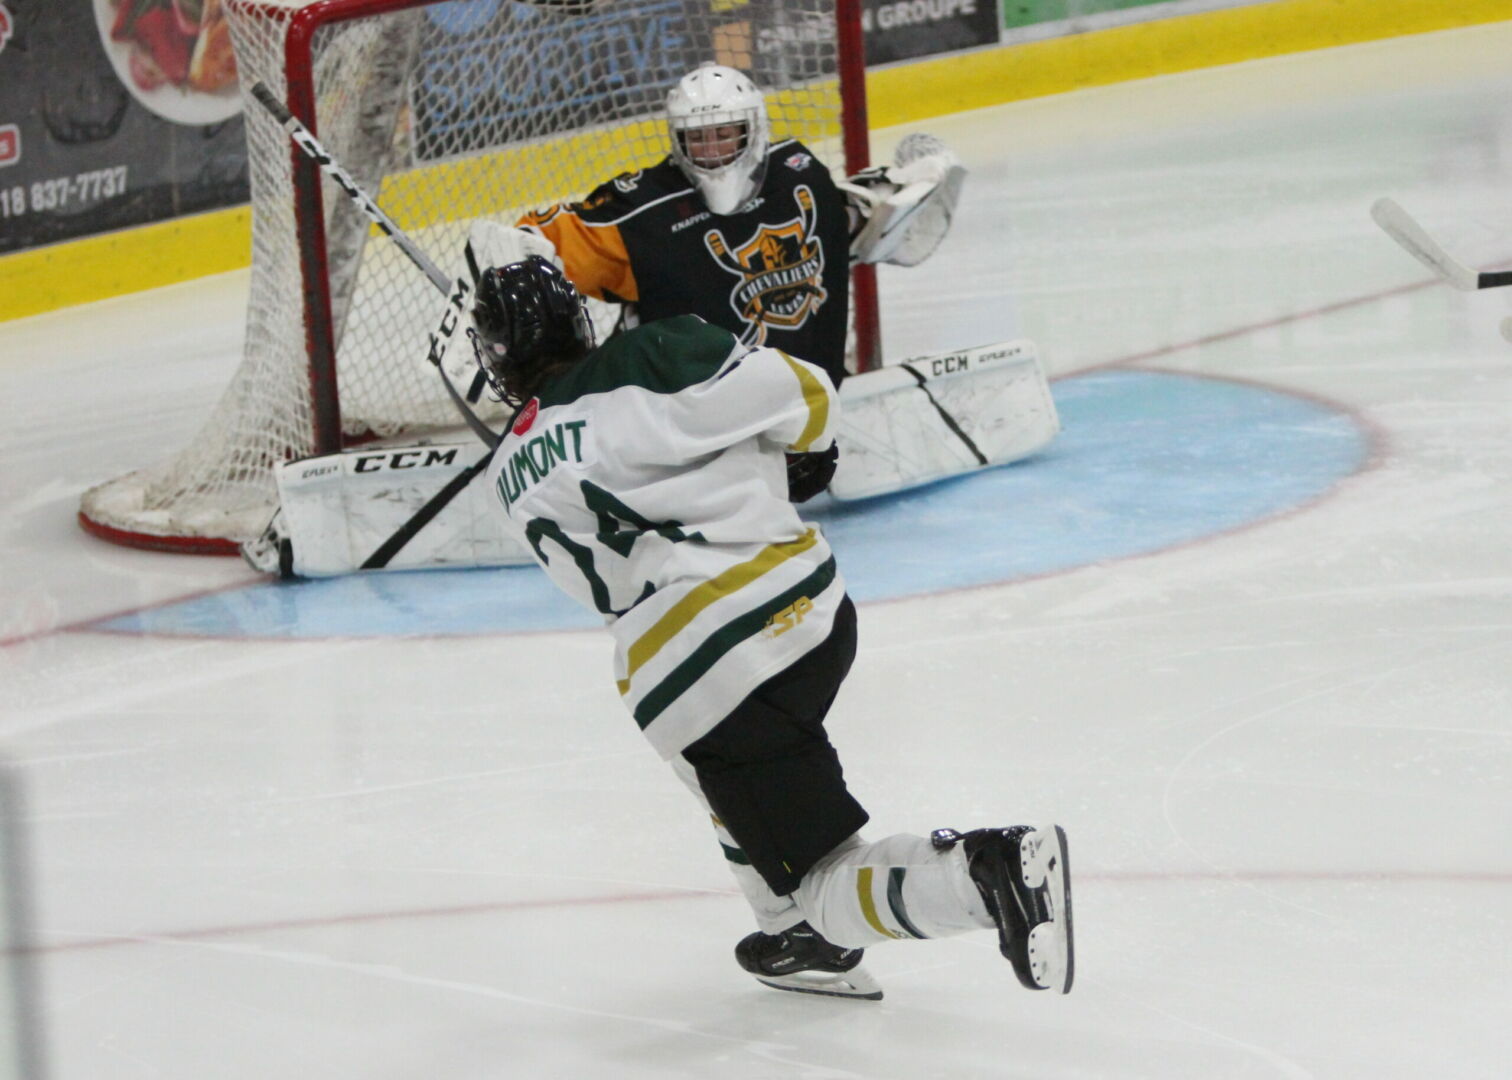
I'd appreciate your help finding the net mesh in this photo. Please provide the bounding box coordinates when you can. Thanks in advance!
[80,0,857,549]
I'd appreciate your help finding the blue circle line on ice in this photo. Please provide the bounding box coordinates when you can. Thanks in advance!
[93,371,1371,640]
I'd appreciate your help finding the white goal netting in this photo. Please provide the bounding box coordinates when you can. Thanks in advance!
[80,0,865,552]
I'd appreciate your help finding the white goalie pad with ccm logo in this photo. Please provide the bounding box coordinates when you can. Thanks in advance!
[830,340,1059,501]
[267,443,532,578]
[250,340,1059,577]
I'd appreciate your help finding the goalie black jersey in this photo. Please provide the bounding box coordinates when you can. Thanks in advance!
[519,140,851,384]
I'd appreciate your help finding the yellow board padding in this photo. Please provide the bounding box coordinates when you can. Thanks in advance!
[0,206,252,323]
[376,98,839,231]
[864,0,1512,128]
[4,0,1511,322]
[378,117,668,228]
[0,100,841,322]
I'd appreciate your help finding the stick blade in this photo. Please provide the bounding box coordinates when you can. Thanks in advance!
[1370,197,1479,291]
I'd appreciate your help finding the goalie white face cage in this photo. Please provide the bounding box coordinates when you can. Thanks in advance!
[667,63,771,215]
[79,0,875,553]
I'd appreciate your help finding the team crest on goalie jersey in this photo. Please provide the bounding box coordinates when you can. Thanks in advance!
[702,186,827,346]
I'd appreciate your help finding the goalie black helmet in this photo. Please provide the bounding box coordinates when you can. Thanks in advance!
[472,256,595,405]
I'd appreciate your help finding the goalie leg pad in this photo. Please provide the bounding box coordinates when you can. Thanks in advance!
[254,441,533,577]
[831,339,1059,501]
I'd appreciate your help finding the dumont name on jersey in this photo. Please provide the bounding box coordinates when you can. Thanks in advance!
[494,418,588,509]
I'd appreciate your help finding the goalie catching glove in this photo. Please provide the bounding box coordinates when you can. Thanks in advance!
[843,132,966,267]
[427,220,564,404]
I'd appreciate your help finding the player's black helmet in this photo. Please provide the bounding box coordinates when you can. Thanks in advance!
[472,256,595,405]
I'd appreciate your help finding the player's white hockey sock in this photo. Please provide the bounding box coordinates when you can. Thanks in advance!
[670,756,801,933]
[795,833,996,948]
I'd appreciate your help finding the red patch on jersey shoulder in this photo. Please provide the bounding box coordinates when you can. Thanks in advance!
[512,398,540,436]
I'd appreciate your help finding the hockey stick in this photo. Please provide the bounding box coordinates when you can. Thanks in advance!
[359,452,495,571]
[1371,198,1512,292]
[249,81,500,451]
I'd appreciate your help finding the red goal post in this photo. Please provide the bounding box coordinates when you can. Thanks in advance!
[79,0,876,554]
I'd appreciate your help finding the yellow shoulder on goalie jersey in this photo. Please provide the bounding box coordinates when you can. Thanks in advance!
[524,159,690,230]
[515,160,692,305]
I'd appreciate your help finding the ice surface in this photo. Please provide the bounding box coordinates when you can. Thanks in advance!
[2,24,1511,1079]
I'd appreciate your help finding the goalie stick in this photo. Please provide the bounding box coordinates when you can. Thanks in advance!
[248,80,506,572]
[249,81,500,451]
[1370,198,1512,292]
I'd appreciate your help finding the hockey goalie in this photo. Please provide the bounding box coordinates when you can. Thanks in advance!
[243,64,1059,578]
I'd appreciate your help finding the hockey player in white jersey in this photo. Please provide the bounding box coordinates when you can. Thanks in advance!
[472,256,1074,999]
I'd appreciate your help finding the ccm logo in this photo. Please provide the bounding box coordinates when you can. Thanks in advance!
[354,448,460,472]
[0,125,18,167]
[929,354,970,376]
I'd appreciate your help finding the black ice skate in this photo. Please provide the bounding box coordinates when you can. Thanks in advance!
[735,920,883,1000]
[934,825,1075,994]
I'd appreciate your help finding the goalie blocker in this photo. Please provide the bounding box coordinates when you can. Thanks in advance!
[243,340,1059,578]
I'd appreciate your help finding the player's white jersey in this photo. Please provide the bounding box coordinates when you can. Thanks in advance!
[485,316,844,758]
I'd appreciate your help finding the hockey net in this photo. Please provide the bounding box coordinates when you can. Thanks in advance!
[80,0,873,553]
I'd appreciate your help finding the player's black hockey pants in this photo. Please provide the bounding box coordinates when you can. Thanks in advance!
[681,595,870,896]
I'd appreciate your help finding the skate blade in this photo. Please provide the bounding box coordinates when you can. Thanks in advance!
[1023,825,1074,994]
[753,963,884,1001]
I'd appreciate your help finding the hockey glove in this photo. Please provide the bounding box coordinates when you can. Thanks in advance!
[841,133,965,267]
[786,444,839,503]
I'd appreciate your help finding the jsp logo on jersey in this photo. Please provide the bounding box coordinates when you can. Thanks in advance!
[765,596,814,637]
[496,420,589,509]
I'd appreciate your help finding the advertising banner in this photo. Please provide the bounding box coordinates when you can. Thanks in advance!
[1003,0,1250,34]
[411,0,839,163]
[861,0,1000,65]
[0,1,248,256]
